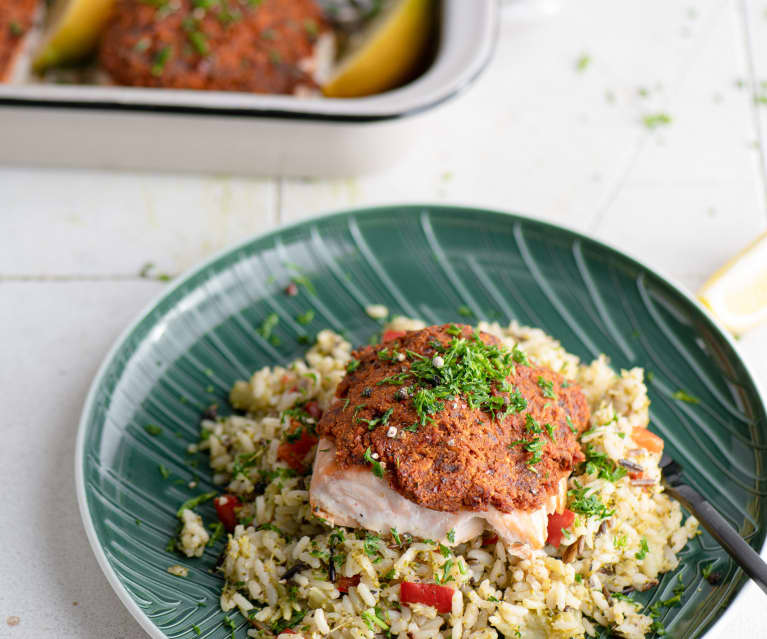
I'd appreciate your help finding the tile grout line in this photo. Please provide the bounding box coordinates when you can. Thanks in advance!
[0,275,169,282]
[275,177,284,226]
[737,0,767,222]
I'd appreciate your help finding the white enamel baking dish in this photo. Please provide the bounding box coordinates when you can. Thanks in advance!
[0,1,498,176]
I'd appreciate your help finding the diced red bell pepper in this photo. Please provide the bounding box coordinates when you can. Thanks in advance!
[632,427,664,454]
[214,494,242,532]
[336,575,361,593]
[277,427,318,474]
[629,470,643,480]
[481,533,499,547]
[304,401,322,421]
[546,508,575,547]
[400,582,455,614]
[382,329,406,343]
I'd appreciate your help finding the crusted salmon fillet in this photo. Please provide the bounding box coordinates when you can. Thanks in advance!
[309,324,589,551]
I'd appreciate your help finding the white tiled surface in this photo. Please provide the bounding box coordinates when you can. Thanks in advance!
[2,0,767,637]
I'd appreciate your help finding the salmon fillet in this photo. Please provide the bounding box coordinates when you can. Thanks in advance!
[310,438,567,553]
[308,324,589,552]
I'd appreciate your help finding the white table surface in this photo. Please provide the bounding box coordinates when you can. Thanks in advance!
[2,0,767,637]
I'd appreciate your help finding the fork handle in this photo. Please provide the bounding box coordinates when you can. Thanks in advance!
[665,482,767,596]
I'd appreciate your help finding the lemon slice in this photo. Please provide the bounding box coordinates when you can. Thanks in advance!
[322,0,433,98]
[698,231,767,335]
[32,0,114,72]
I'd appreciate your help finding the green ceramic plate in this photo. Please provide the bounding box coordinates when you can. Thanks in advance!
[76,205,767,639]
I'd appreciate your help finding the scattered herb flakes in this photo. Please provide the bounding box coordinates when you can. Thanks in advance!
[363,447,384,478]
[575,53,591,72]
[447,528,456,544]
[296,309,315,324]
[176,491,217,517]
[437,558,454,584]
[566,415,577,434]
[642,112,672,130]
[145,424,163,436]
[635,537,649,560]
[511,344,530,366]
[257,313,279,340]
[361,608,388,631]
[568,480,613,520]
[347,358,360,373]
[457,305,473,317]
[537,376,557,399]
[188,30,209,55]
[390,527,402,545]
[583,444,627,482]
[158,464,170,479]
[525,413,543,434]
[151,45,173,77]
[522,438,545,466]
[208,521,225,546]
[303,18,319,36]
[8,21,23,36]
[192,625,201,635]
[672,390,699,404]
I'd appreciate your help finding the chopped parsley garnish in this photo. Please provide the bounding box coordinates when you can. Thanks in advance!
[208,521,225,546]
[187,30,209,55]
[176,491,217,517]
[525,414,543,434]
[575,53,591,71]
[296,309,315,325]
[457,305,473,317]
[158,464,170,479]
[376,331,523,426]
[363,533,381,560]
[437,558,454,584]
[566,415,577,433]
[353,403,367,420]
[568,481,613,520]
[270,609,306,633]
[642,112,672,130]
[257,313,279,340]
[447,528,456,543]
[360,407,394,431]
[144,424,162,436]
[635,537,649,560]
[151,45,173,77]
[439,543,451,558]
[582,444,627,482]
[672,390,699,404]
[511,344,530,366]
[361,607,389,631]
[537,376,557,399]
[545,422,556,439]
[522,438,545,466]
[347,358,360,372]
[390,528,402,545]
[574,573,583,583]
[192,625,201,635]
[363,447,384,478]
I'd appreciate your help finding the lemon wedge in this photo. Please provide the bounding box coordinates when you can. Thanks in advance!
[32,0,114,72]
[322,0,433,98]
[698,230,767,335]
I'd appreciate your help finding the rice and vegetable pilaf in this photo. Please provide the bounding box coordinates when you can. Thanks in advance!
[174,317,697,639]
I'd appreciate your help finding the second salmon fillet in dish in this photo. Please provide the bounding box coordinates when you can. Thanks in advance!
[309,323,590,555]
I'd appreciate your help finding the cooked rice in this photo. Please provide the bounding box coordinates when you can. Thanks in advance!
[185,320,697,639]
